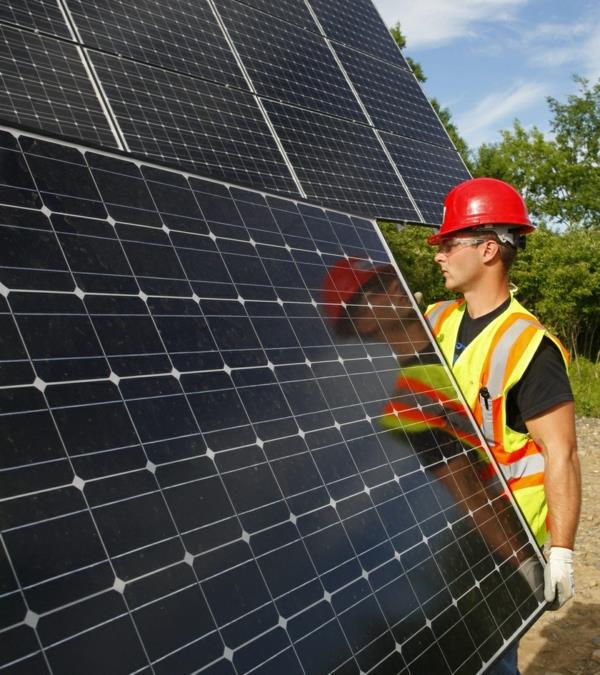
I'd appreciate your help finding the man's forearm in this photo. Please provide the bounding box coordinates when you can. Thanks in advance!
[544,444,581,549]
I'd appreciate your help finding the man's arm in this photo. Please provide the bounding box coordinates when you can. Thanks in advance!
[525,400,581,549]
[525,400,581,608]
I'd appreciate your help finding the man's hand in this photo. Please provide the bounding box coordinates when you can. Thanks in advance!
[544,547,575,609]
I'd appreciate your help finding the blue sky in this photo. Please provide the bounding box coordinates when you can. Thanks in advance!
[372,0,600,150]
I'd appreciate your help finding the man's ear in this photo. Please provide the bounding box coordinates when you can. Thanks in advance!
[481,238,501,264]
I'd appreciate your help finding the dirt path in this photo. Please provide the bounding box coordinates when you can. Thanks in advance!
[519,417,600,675]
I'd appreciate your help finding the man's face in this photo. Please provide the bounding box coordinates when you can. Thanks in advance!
[433,237,487,292]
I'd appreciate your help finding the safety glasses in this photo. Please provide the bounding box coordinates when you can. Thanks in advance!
[436,237,486,255]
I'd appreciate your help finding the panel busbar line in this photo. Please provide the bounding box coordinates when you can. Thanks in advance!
[0,127,546,675]
[0,0,73,39]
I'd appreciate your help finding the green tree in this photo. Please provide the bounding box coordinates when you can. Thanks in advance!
[472,77,600,229]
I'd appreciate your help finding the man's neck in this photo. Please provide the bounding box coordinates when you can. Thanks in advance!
[462,281,510,319]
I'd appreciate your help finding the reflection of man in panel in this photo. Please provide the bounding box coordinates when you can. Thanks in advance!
[322,177,581,674]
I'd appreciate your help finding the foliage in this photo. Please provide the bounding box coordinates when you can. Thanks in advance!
[472,77,600,229]
[378,222,451,305]
[568,357,600,418]
[388,23,471,169]
[510,227,600,361]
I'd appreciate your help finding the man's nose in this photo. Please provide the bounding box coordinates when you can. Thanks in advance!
[434,251,445,264]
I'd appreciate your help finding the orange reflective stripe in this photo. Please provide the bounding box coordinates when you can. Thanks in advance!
[507,473,544,490]
[427,300,462,336]
[502,324,539,391]
[492,438,539,464]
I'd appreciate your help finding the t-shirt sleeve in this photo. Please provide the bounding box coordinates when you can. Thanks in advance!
[505,337,573,433]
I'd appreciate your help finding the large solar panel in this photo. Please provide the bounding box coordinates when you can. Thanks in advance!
[0,0,72,39]
[0,127,546,674]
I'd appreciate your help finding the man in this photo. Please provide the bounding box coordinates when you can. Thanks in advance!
[322,177,581,674]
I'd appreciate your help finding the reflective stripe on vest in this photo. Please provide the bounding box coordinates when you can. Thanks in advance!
[425,300,461,335]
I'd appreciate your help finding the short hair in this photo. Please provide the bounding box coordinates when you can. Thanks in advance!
[476,231,518,270]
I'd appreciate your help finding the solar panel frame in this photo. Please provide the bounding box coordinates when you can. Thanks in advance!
[0,126,547,675]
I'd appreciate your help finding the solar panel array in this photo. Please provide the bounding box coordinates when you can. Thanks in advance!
[1,1,547,674]
[0,127,545,675]
[0,0,469,222]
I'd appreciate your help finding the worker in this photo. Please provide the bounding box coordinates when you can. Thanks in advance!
[321,177,581,674]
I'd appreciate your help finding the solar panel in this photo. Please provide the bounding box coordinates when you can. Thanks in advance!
[223,0,316,30]
[334,44,454,150]
[0,0,72,39]
[65,0,248,88]
[381,132,470,224]
[307,0,410,70]
[262,100,419,220]
[0,24,117,147]
[215,0,364,121]
[87,51,300,195]
[0,127,546,675]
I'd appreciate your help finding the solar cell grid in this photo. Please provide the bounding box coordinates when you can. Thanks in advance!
[307,0,409,70]
[88,51,300,196]
[64,0,248,89]
[0,128,545,675]
[227,0,316,29]
[262,100,420,220]
[335,44,454,150]
[214,0,365,122]
[0,24,117,147]
[381,132,470,224]
[0,0,72,39]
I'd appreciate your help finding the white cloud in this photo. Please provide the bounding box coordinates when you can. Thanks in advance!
[456,81,548,146]
[374,0,527,48]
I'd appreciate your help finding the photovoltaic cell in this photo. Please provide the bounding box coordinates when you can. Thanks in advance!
[0,24,117,147]
[225,0,316,30]
[65,0,248,89]
[262,100,419,220]
[88,51,300,196]
[335,44,454,150]
[0,127,545,675]
[215,0,364,122]
[381,132,470,224]
[307,0,409,70]
[0,0,72,39]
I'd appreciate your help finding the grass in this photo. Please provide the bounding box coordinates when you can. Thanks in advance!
[569,357,600,418]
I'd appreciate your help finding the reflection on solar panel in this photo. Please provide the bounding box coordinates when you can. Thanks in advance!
[66,0,248,88]
[262,100,419,220]
[222,0,316,30]
[0,24,116,147]
[88,51,300,195]
[0,128,546,674]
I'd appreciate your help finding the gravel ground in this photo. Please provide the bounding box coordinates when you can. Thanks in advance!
[519,417,600,675]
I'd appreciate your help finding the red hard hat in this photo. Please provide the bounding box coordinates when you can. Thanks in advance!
[427,177,534,245]
[321,257,383,321]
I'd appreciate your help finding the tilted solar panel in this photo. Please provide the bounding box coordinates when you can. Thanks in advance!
[0,128,546,675]
[0,24,117,147]
[65,0,248,88]
[87,51,301,196]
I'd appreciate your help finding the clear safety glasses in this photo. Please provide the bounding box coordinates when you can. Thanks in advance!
[436,237,486,255]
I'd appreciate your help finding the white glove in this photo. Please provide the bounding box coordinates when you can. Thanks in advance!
[544,547,575,609]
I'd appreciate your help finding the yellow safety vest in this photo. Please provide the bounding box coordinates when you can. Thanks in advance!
[425,296,570,545]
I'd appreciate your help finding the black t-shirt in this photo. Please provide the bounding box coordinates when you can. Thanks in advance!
[456,298,573,433]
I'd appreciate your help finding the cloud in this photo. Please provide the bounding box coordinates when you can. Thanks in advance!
[455,81,548,146]
[374,0,528,48]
